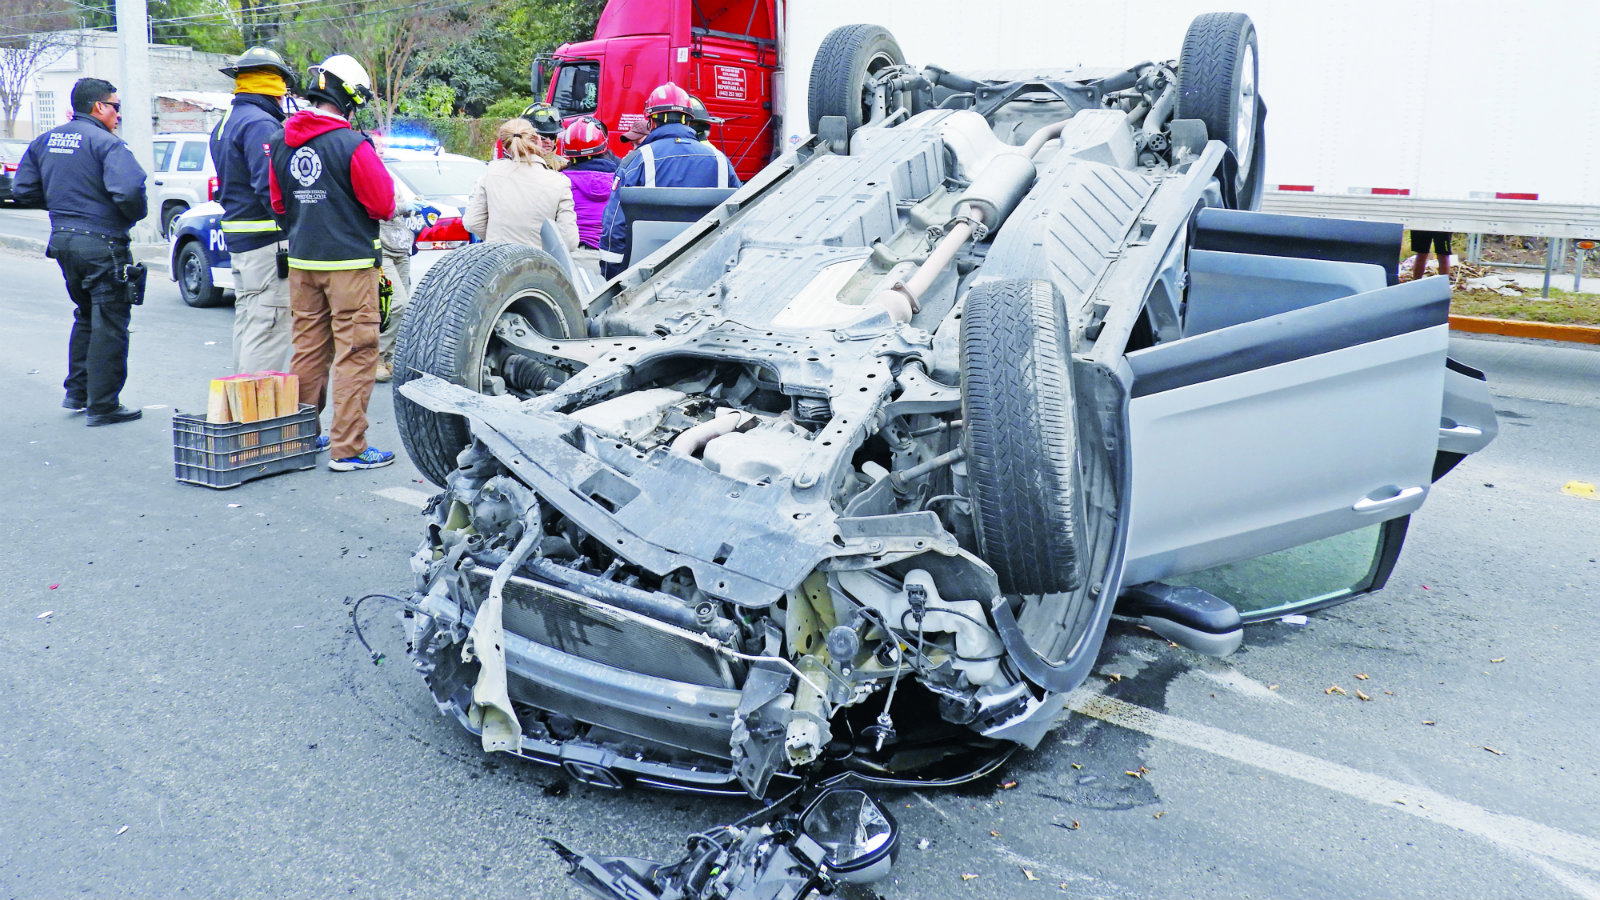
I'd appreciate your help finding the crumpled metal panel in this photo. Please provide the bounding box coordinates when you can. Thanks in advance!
[402,320,965,607]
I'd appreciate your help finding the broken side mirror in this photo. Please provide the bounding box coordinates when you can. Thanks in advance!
[799,788,899,883]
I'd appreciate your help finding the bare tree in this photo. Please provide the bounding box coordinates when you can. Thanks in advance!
[288,1,477,131]
[0,0,78,138]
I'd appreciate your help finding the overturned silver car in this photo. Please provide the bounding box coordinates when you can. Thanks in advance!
[390,15,1497,797]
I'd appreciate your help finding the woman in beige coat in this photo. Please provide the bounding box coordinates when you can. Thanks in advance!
[464,118,580,250]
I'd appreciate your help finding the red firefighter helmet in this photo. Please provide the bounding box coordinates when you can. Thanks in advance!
[560,118,607,159]
[643,81,693,119]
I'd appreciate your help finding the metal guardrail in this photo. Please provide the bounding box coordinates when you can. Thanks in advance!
[1258,192,1600,240]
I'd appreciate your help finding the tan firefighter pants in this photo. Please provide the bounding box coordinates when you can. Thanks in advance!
[289,266,380,461]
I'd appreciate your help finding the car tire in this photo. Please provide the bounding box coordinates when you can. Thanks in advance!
[394,242,584,488]
[1176,12,1264,210]
[161,203,188,239]
[960,278,1086,596]
[807,24,907,138]
[175,240,226,308]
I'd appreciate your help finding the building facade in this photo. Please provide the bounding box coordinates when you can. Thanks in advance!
[6,29,233,138]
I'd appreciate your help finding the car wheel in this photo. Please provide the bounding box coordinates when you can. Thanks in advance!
[1176,12,1264,210]
[960,279,1086,595]
[807,24,907,138]
[161,203,188,239]
[394,242,584,488]
[176,240,226,308]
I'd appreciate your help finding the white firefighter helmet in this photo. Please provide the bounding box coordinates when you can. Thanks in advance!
[305,54,374,113]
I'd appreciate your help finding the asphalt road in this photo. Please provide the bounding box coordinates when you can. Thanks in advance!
[1,247,1597,899]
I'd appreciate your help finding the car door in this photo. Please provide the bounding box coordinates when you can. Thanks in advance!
[1119,240,1451,588]
[152,140,175,174]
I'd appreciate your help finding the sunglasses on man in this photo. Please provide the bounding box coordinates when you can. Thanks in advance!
[99,100,121,111]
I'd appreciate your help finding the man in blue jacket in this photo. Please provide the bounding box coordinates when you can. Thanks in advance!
[13,77,148,426]
[210,47,296,374]
[597,82,739,279]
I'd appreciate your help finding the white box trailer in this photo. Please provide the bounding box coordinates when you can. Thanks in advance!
[777,0,1600,238]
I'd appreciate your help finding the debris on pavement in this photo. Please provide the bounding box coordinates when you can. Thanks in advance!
[550,777,898,900]
[1563,481,1596,499]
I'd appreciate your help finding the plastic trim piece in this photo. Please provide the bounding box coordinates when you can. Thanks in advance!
[1126,276,1449,398]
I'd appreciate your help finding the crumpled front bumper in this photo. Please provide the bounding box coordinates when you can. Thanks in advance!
[414,573,756,795]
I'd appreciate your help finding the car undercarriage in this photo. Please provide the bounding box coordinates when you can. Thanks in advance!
[385,14,1496,806]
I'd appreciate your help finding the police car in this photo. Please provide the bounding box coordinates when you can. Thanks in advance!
[170,147,486,308]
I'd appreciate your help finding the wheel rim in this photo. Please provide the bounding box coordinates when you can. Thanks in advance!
[181,251,202,295]
[856,50,900,123]
[1233,44,1257,179]
[474,287,574,393]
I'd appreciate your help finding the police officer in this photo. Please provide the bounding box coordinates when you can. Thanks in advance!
[598,82,740,279]
[267,54,398,472]
[211,47,296,374]
[12,77,148,426]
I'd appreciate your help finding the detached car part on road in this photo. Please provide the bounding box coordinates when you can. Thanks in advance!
[389,15,1498,801]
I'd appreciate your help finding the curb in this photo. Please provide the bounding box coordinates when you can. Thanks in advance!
[0,233,170,274]
[0,233,45,255]
[1449,315,1600,346]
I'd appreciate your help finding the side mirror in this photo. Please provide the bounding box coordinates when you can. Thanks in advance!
[799,788,898,883]
[532,55,554,98]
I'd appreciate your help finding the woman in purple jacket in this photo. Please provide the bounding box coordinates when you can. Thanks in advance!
[559,117,618,280]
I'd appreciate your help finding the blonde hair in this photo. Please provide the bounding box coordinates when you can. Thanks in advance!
[497,117,567,170]
[496,118,541,163]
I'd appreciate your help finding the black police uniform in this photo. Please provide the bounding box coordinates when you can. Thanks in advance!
[12,113,148,416]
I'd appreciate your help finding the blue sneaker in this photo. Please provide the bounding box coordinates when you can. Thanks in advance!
[328,447,395,471]
[314,434,330,452]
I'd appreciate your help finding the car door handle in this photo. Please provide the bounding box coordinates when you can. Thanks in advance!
[153,179,164,185]
[1353,486,1425,514]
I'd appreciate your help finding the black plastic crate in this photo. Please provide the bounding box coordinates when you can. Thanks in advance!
[173,404,319,489]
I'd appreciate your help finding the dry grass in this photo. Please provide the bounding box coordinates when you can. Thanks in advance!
[1452,286,1600,326]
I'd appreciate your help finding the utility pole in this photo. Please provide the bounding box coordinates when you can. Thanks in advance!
[115,0,157,241]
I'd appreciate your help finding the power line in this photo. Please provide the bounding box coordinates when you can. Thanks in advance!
[156,0,489,26]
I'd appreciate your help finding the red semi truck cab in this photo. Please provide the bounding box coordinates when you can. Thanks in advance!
[541,0,779,182]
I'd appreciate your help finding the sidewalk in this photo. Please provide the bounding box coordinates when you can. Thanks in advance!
[1499,269,1600,294]
[0,232,170,273]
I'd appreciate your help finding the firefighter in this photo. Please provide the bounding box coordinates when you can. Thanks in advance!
[686,95,718,146]
[211,46,296,375]
[597,82,739,278]
[558,117,618,279]
[522,102,566,169]
[12,77,148,426]
[267,54,398,471]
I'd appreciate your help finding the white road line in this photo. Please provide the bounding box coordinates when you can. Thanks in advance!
[1196,663,1293,703]
[912,790,951,820]
[373,486,433,509]
[1067,689,1600,874]
[1526,855,1600,900]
